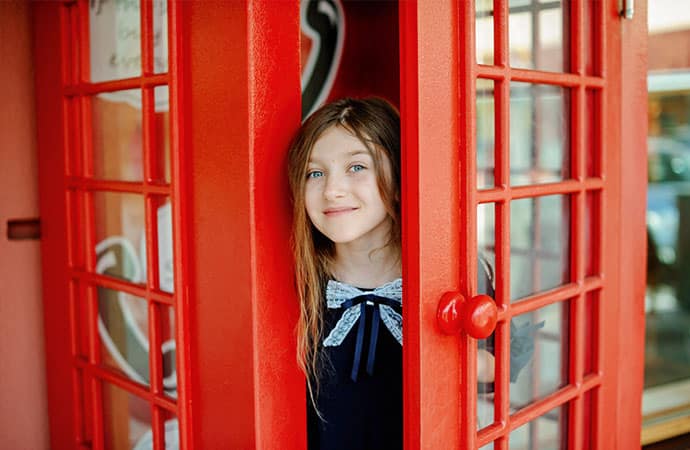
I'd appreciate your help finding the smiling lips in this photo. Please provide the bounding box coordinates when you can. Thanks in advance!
[324,207,358,216]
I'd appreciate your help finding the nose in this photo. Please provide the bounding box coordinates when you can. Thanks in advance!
[323,173,347,201]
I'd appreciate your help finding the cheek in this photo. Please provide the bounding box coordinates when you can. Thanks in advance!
[303,185,320,216]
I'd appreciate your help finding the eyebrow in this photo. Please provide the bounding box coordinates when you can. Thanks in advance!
[308,150,372,164]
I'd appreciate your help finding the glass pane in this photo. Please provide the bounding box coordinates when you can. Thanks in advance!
[509,0,566,72]
[89,0,142,82]
[509,405,567,450]
[94,192,147,285]
[476,0,494,65]
[153,0,169,74]
[102,382,150,450]
[140,197,174,293]
[585,191,601,277]
[94,193,173,292]
[510,301,568,410]
[477,79,496,189]
[584,291,599,376]
[645,88,690,388]
[131,411,179,450]
[510,83,569,186]
[98,288,150,385]
[160,305,177,398]
[153,86,171,184]
[510,195,570,301]
[93,91,144,181]
[585,89,601,178]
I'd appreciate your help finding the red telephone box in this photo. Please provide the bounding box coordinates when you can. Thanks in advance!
[32,1,647,449]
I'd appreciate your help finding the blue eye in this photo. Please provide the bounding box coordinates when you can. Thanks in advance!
[350,164,365,173]
[307,170,323,179]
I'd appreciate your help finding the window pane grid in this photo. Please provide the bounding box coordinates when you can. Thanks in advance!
[70,269,174,305]
[480,5,603,443]
[76,358,178,410]
[61,2,177,448]
[478,384,602,445]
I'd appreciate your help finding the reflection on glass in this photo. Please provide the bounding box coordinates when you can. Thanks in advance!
[89,0,142,82]
[510,83,569,186]
[130,412,180,450]
[510,301,568,410]
[477,79,496,188]
[94,192,147,284]
[98,288,149,384]
[644,76,690,437]
[102,382,150,450]
[509,0,566,72]
[509,405,567,450]
[645,87,690,388]
[160,306,177,398]
[153,86,172,184]
[94,193,174,294]
[510,195,569,301]
[476,0,494,65]
[153,0,169,74]
[97,288,177,398]
[93,91,143,181]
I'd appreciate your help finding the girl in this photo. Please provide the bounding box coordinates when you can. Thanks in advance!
[287,97,403,450]
[287,97,535,449]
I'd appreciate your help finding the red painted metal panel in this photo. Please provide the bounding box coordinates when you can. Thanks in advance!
[179,1,303,447]
[400,1,463,448]
[613,0,648,447]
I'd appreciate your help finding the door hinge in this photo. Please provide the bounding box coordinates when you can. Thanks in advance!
[621,0,634,19]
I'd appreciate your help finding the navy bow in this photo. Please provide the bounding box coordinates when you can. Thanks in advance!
[337,294,402,382]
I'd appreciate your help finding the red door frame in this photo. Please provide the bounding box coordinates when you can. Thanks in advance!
[33,1,646,449]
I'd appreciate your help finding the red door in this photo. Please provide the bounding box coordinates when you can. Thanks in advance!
[400,1,647,449]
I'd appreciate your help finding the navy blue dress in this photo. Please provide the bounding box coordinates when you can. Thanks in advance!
[307,282,402,450]
[306,267,539,449]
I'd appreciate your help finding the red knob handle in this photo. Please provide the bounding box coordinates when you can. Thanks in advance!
[437,292,498,339]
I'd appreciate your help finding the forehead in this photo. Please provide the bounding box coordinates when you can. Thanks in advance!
[308,126,372,163]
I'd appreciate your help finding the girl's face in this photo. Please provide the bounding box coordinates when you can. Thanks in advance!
[304,126,393,250]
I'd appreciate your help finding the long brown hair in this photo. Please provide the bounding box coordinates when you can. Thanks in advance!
[287,97,401,406]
